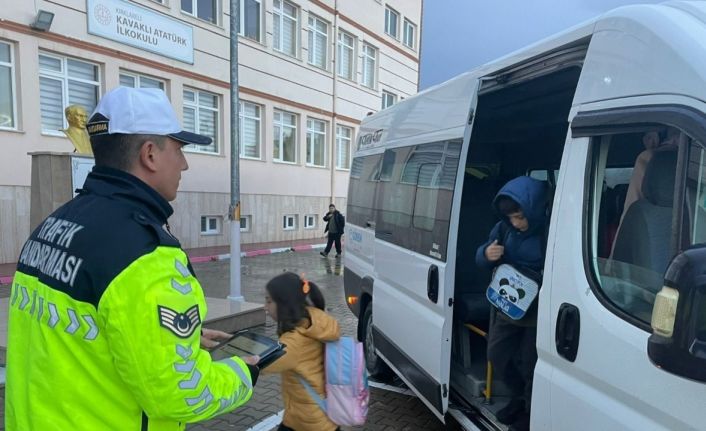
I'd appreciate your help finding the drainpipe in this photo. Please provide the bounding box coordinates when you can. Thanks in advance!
[330,0,338,206]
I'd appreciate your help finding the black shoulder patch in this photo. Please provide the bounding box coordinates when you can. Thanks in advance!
[158,305,201,338]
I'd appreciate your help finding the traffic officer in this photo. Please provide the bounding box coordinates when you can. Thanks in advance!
[5,87,258,430]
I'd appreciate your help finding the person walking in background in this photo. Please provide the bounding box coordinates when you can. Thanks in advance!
[259,272,342,431]
[5,87,258,431]
[320,204,345,258]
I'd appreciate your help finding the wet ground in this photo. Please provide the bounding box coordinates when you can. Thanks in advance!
[0,250,462,430]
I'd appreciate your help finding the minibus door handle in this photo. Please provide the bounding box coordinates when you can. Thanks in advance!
[555,303,580,362]
[427,264,439,303]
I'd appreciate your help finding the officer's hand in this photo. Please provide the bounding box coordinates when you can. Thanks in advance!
[242,355,260,365]
[200,328,233,349]
[485,240,504,262]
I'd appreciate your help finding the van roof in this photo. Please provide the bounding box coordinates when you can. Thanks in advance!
[356,1,706,155]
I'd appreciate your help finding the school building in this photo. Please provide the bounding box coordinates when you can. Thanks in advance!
[0,0,423,264]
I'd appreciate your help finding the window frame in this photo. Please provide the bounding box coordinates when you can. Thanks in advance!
[239,0,262,42]
[183,87,220,155]
[337,30,356,81]
[273,109,298,164]
[283,214,297,230]
[273,0,299,58]
[200,215,222,235]
[239,100,262,160]
[403,19,416,50]
[361,43,377,89]
[0,40,17,131]
[240,215,251,232]
[307,14,329,70]
[119,71,166,90]
[574,104,706,332]
[181,0,221,25]
[384,6,399,39]
[304,214,317,229]
[336,125,352,170]
[306,118,327,168]
[381,90,397,110]
[38,52,101,135]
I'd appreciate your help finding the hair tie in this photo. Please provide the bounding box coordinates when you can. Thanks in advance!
[301,276,310,295]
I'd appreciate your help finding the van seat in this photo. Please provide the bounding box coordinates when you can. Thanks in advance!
[455,293,492,323]
[612,148,677,273]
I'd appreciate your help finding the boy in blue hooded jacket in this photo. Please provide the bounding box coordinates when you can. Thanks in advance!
[475,176,548,431]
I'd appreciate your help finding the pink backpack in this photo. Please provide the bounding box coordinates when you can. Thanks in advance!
[298,337,369,426]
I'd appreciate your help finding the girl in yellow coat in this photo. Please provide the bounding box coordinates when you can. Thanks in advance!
[263,272,341,431]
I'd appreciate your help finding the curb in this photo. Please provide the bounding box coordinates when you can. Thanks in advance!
[189,243,326,262]
[0,243,329,286]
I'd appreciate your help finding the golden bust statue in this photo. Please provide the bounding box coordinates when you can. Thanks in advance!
[61,105,92,155]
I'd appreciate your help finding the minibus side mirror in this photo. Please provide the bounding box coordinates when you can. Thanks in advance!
[648,247,706,382]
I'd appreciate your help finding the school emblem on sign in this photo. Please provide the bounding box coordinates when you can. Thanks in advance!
[486,264,539,320]
[158,305,201,338]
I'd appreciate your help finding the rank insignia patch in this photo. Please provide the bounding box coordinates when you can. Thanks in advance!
[158,305,201,338]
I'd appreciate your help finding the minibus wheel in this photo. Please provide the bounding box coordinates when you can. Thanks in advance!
[362,304,393,380]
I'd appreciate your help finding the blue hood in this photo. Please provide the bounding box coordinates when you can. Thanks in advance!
[493,176,548,235]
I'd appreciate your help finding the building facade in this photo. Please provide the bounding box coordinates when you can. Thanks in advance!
[0,0,422,264]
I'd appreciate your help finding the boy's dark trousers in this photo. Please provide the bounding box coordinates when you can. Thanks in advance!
[487,310,538,412]
[323,232,342,255]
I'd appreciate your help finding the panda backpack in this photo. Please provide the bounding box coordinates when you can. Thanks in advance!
[486,223,542,320]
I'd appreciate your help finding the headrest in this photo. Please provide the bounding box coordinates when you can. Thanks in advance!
[642,148,677,207]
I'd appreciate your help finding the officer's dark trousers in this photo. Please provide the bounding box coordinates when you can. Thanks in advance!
[324,232,342,255]
[487,310,538,411]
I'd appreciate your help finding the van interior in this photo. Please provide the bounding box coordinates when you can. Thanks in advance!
[447,49,671,424]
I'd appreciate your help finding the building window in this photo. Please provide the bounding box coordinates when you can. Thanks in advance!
[308,15,328,69]
[384,6,399,39]
[119,72,165,91]
[273,110,297,163]
[273,0,298,57]
[337,31,355,80]
[336,125,352,169]
[240,101,261,159]
[240,0,261,41]
[183,88,219,154]
[240,215,251,232]
[181,0,219,24]
[200,216,222,235]
[361,43,377,89]
[0,41,16,130]
[39,53,100,134]
[381,90,397,110]
[403,19,416,49]
[283,214,297,230]
[306,118,327,167]
[304,214,317,229]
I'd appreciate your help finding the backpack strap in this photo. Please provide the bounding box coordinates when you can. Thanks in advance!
[297,375,328,414]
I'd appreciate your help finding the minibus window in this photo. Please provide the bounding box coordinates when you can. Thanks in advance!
[587,130,680,325]
[684,139,706,245]
[374,139,461,260]
[347,154,382,228]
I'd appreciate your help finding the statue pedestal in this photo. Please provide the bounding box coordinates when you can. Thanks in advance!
[28,152,95,232]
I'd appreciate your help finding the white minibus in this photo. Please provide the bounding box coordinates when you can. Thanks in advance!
[343,2,706,429]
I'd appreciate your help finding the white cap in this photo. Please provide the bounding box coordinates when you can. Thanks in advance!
[86,87,212,146]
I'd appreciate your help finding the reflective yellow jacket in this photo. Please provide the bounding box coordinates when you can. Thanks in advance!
[5,167,256,431]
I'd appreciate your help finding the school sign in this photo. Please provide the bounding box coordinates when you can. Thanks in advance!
[87,0,194,63]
